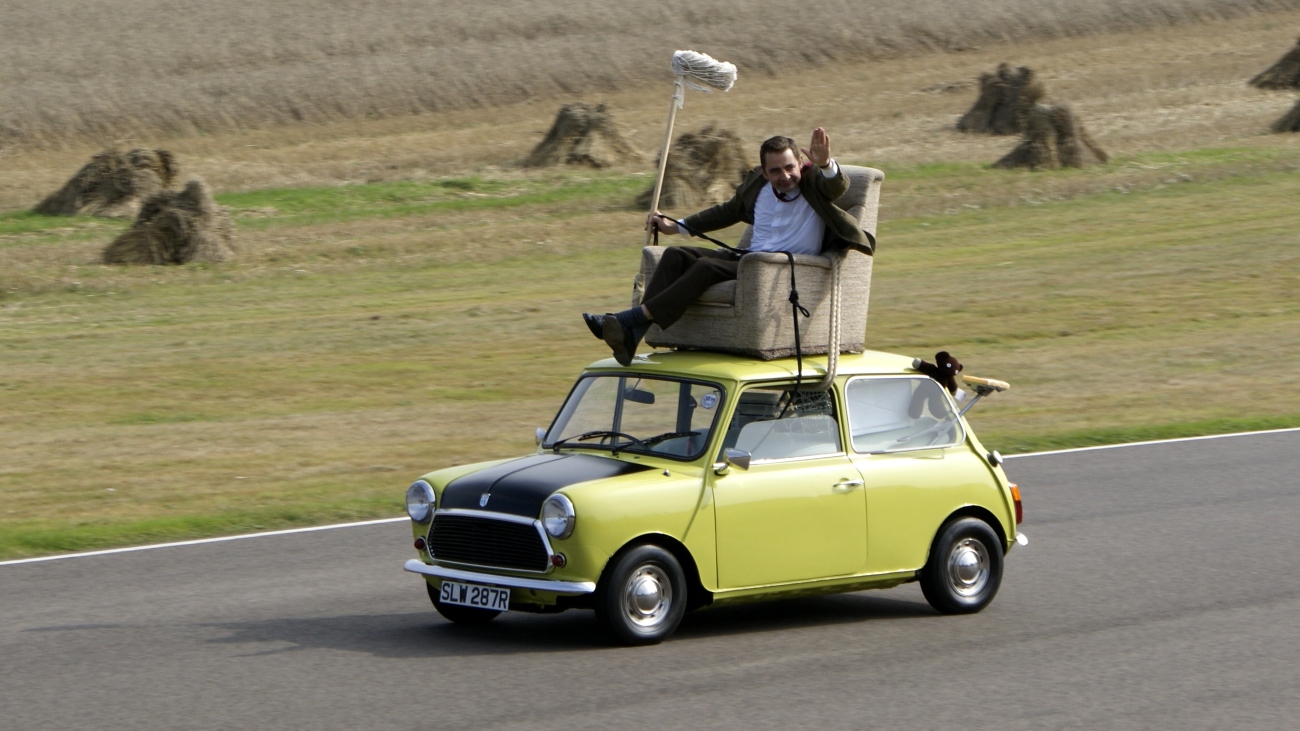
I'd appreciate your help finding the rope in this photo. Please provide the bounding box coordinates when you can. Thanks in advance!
[781,251,812,398]
[653,214,743,257]
[813,252,844,391]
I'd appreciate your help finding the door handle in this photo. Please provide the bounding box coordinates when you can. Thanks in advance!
[832,479,863,493]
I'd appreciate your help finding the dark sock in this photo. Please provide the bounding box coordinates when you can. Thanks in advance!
[614,307,651,343]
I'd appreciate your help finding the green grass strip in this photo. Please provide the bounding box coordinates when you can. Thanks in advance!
[0,498,401,561]
[0,173,650,240]
[0,210,126,237]
[989,414,1300,456]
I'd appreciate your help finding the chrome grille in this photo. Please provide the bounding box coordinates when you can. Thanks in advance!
[427,514,550,572]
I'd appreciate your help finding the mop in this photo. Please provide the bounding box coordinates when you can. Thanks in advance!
[643,50,737,245]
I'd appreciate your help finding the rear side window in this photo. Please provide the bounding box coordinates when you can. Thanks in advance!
[844,377,963,453]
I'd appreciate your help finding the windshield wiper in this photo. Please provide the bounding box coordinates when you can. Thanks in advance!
[641,430,701,447]
[551,430,649,455]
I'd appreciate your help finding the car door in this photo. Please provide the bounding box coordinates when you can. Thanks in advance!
[841,376,972,574]
[712,386,867,588]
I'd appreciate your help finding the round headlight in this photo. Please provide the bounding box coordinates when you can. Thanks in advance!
[541,494,575,540]
[406,480,435,524]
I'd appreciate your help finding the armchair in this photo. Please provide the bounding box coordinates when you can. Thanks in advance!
[635,165,882,360]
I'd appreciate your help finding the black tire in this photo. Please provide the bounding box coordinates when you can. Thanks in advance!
[595,544,688,645]
[920,517,1004,614]
[427,582,502,625]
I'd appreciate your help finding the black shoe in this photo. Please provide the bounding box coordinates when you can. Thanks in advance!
[602,314,637,367]
[582,312,606,340]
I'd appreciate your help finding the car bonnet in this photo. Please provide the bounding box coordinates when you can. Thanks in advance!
[440,453,653,518]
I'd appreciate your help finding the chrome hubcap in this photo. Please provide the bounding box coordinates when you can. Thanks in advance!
[623,564,672,627]
[947,538,990,597]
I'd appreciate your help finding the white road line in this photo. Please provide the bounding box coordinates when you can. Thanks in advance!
[0,517,407,567]
[1004,426,1300,459]
[4,426,1298,567]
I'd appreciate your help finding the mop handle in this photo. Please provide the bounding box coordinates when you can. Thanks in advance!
[645,75,686,246]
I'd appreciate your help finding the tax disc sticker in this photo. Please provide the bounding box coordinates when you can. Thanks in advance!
[701,393,719,410]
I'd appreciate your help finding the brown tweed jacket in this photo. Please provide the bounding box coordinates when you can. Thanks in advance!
[681,163,876,255]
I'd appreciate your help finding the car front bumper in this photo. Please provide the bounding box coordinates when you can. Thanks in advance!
[403,559,596,594]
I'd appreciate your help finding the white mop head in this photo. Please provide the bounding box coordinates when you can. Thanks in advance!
[672,50,737,93]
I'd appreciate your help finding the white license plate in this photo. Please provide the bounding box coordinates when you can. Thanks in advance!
[439,580,510,611]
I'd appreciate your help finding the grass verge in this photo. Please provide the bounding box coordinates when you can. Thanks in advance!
[997,415,1300,455]
[0,498,399,559]
[2,144,1298,559]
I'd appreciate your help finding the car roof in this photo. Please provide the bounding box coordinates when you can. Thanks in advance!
[583,349,918,383]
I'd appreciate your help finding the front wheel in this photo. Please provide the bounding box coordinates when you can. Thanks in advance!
[595,545,687,645]
[427,582,502,625]
[920,517,1004,614]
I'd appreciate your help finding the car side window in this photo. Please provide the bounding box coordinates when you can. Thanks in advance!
[721,387,841,461]
[845,377,963,453]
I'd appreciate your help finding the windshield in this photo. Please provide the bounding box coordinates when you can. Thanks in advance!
[545,375,725,461]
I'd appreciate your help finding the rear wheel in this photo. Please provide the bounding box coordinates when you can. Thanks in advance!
[595,545,687,645]
[920,517,1004,614]
[427,582,502,625]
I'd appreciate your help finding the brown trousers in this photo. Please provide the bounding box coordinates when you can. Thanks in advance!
[642,246,740,329]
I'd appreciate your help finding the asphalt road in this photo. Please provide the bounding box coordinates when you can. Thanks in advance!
[3,431,1298,730]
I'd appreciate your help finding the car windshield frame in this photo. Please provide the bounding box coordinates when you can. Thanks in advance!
[543,373,727,462]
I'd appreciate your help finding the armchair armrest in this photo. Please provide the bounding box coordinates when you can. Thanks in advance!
[634,247,670,306]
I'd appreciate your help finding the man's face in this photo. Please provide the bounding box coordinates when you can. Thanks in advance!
[761,148,802,194]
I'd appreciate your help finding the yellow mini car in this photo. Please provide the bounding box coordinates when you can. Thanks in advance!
[404,349,1024,644]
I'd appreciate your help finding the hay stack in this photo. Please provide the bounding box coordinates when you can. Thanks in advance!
[994,104,1108,170]
[957,64,1046,135]
[524,103,642,168]
[1250,37,1300,90]
[34,148,178,218]
[636,125,749,210]
[102,179,235,265]
[1272,98,1300,132]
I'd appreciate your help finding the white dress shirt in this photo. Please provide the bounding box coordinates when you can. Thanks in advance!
[681,160,839,255]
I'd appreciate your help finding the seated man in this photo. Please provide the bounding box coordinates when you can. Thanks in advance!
[583,127,875,366]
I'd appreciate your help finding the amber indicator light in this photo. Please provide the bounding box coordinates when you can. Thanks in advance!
[1009,484,1023,524]
[414,537,427,551]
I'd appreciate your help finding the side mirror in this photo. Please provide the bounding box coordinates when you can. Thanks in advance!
[713,448,752,475]
[535,427,547,446]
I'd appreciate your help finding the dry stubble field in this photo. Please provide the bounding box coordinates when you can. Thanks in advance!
[3,0,1297,149]
[2,11,1300,557]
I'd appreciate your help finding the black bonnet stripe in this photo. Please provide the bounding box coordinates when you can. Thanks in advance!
[441,453,653,518]
[485,455,566,494]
